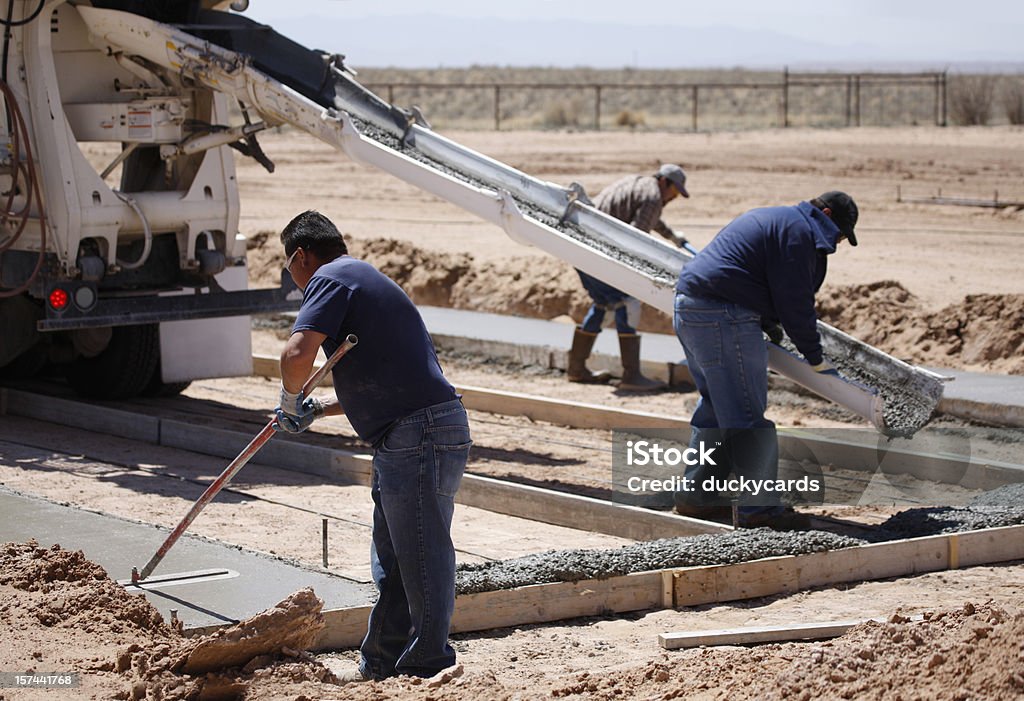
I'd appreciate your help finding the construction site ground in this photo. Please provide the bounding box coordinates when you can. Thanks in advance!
[3,126,1023,699]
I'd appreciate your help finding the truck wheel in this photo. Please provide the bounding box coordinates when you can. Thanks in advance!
[142,360,191,397]
[66,324,160,399]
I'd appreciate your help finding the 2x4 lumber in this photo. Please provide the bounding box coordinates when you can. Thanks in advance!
[253,353,687,431]
[316,571,665,650]
[937,396,1024,430]
[315,524,1024,650]
[672,524,1024,608]
[5,388,160,443]
[658,618,876,650]
[457,473,728,540]
[4,388,717,541]
[254,354,1024,490]
[778,428,1023,491]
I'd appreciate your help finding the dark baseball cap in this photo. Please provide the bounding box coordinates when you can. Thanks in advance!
[657,163,689,198]
[815,191,858,246]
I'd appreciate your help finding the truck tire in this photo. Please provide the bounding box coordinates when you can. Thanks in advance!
[142,359,191,397]
[66,324,160,399]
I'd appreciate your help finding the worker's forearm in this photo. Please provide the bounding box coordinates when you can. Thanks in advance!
[280,332,322,393]
[317,395,345,417]
[280,353,314,393]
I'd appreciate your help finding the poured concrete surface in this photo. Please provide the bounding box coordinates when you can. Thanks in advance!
[417,306,1023,423]
[0,488,375,630]
[931,367,1024,428]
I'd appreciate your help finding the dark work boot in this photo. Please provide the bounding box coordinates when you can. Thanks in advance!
[617,334,666,392]
[567,327,612,384]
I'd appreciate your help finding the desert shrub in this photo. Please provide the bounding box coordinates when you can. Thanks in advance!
[1001,77,1024,125]
[614,109,646,129]
[541,98,585,128]
[949,75,997,125]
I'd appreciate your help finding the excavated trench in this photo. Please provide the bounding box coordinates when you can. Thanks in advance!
[454,484,1024,595]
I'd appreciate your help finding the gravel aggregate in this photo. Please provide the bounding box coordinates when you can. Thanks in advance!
[455,489,1024,595]
[455,529,860,595]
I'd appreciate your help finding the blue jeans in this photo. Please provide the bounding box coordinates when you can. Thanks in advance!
[577,270,636,334]
[673,294,780,515]
[359,398,472,679]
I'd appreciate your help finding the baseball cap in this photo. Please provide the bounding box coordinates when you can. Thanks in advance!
[657,163,689,198]
[816,191,858,246]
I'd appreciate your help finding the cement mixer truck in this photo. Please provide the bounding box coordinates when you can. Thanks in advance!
[0,0,944,436]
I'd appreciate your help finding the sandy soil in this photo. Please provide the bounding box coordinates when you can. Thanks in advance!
[10,127,1020,699]
[240,126,1024,374]
[2,541,1022,700]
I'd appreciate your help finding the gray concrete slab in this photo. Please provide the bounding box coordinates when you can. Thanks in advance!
[418,306,1022,424]
[931,367,1024,406]
[278,307,1024,423]
[418,305,685,362]
[0,488,375,630]
[928,367,1024,428]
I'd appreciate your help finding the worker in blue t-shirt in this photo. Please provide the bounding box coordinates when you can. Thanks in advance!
[273,210,471,683]
[672,192,858,530]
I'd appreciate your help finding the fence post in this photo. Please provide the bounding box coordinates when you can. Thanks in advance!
[494,85,501,131]
[782,66,789,127]
[854,75,861,127]
[691,85,698,131]
[845,75,852,127]
[941,71,948,126]
[387,85,394,105]
[594,85,602,131]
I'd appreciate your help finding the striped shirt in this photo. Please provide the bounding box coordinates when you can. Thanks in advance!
[592,174,675,241]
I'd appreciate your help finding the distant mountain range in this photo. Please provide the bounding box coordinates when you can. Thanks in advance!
[263,14,1023,71]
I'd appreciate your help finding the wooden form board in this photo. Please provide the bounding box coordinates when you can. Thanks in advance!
[251,356,1024,490]
[658,618,872,649]
[938,396,1024,430]
[317,571,665,650]
[253,354,687,432]
[315,524,1024,650]
[2,388,723,541]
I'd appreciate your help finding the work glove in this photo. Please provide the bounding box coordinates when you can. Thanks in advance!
[273,388,326,433]
[811,360,841,377]
[760,318,785,345]
[673,234,699,255]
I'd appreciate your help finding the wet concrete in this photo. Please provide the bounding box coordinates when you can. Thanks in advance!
[350,116,676,284]
[456,529,860,595]
[0,488,375,628]
[456,489,1024,595]
[778,337,933,438]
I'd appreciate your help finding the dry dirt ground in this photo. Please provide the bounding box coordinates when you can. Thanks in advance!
[240,125,1024,374]
[6,127,1021,699]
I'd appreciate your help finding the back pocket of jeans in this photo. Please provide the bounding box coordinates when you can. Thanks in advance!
[434,438,471,497]
[681,320,722,368]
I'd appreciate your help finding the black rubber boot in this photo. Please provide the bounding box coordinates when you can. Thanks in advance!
[617,333,666,392]
[567,327,612,384]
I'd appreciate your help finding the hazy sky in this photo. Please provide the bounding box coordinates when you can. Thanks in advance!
[242,1,1024,68]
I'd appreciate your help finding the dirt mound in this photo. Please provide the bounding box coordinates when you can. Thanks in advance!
[0,540,166,634]
[247,234,1020,372]
[547,602,1024,700]
[817,281,1024,374]
[0,541,341,700]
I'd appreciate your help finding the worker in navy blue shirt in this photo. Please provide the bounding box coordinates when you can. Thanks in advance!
[273,210,471,683]
[672,192,858,530]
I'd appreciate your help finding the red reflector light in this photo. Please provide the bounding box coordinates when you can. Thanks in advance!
[49,288,69,311]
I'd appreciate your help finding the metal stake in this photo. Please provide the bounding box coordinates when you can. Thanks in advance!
[322,517,329,568]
